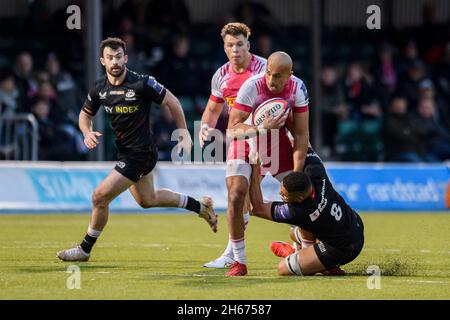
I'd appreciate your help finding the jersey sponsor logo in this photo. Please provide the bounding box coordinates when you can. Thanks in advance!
[125,90,136,101]
[117,161,126,169]
[115,105,139,113]
[110,90,125,95]
[125,90,135,98]
[99,91,107,100]
[104,105,139,114]
[226,97,236,107]
[309,209,321,222]
[317,242,327,253]
[318,179,328,212]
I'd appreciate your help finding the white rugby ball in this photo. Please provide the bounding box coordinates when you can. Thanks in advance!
[252,98,290,126]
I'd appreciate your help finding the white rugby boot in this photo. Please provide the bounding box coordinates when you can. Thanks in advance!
[203,255,235,268]
[198,196,218,233]
[56,245,90,262]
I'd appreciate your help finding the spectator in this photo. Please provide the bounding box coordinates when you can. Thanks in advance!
[0,70,21,157]
[121,33,147,73]
[233,0,278,36]
[154,35,199,96]
[374,44,397,103]
[434,42,450,130]
[254,33,273,58]
[398,59,429,108]
[13,52,38,112]
[31,98,80,161]
[414,98,450,161]
[398,40,420,75]
[344,62,381,119]
[144,0,191,44]
[320,66,348,153]
[46,53,83,123]
[0,69,20,117]
[383,96,433,162]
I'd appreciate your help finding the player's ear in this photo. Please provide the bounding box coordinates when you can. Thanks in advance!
[124,54,128,64]
[247,40,250,51]
[100,56,105,66]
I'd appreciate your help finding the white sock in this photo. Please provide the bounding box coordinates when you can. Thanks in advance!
[292,226,315,249]
[222,212,250,259]
[87,226,102,238]
[231,237,246,265]
[301,239,315,249]
[222,239,234,259]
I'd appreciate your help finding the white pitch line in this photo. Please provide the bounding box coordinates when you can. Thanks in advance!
[420,249,431,253]
[392,279,450,285]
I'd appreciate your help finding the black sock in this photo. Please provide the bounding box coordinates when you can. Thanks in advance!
[80,234,97,254]
[185,196,201,214]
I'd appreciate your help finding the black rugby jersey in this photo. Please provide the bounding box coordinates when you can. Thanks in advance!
[82,69,166,153]
[271,155,363,248]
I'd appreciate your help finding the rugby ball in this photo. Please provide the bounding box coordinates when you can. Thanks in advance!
[252,98,290,126]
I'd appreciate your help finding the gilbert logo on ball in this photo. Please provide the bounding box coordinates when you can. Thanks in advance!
[252,98,290,126]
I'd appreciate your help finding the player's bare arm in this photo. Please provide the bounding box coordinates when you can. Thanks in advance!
[227,107,289,139]
[79,109,102,150]
[199,99,224,147]
[160,89,193,152]
[290,110,310,171]
[248,164,273,220]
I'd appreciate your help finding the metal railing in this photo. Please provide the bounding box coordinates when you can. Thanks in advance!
[0,113,38,161]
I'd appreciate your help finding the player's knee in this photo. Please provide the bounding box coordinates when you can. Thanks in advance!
[228,186,247,206]
[92,188,110,208]
[136,196,156,209]
[136,193,158,209]
[277,260,290,276]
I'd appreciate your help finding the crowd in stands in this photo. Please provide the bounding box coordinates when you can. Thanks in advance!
[0,0,449,163]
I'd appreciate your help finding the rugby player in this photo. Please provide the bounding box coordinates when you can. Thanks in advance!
[249,149,365,276]
[226,51,310,275]
[57,37,217,262]
[199,23,267,272]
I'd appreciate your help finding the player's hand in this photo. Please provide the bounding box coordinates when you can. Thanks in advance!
[83,131,102,149]
[262,110,289,130]
[199,123,215,148]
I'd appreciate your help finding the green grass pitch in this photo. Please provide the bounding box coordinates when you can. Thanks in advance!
[0,212,449,300]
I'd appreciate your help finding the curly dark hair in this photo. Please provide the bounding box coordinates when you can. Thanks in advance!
[100,37,127,57]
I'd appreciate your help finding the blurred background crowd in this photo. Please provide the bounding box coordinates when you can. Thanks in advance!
[0,0,449,163]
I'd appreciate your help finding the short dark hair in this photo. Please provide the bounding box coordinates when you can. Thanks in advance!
[221,22,251,40]
[100,37,127,57]
[282,172,311,193]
